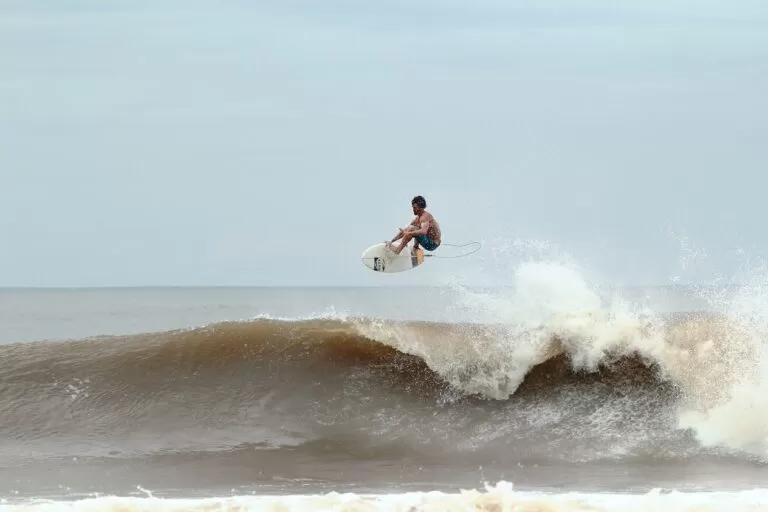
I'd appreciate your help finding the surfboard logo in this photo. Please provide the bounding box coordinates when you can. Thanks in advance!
[373,257,384,271]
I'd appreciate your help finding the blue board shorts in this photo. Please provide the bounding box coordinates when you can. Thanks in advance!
[415,234,439,251]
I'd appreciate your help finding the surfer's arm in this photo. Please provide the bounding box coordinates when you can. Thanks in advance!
[411,219,430,236]
[390,218,420,242]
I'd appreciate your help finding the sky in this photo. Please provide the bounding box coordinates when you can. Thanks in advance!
[2,0,767,287]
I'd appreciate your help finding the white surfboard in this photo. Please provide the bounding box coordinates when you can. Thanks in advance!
[360,242,425,273]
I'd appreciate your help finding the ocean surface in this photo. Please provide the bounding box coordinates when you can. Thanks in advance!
[3,265,768,510]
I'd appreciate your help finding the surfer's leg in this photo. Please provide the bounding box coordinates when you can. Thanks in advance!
[392,231,414,255]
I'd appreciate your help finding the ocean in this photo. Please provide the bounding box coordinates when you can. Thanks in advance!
[3,263,768,511]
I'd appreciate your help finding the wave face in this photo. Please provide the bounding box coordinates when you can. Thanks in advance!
[0,308,763,469]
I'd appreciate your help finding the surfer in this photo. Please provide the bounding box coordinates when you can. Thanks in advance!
[387,195,441,255]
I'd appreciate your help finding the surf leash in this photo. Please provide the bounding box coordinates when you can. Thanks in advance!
[424,241,481,259]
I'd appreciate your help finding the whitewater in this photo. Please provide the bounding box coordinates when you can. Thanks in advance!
[3,259,768,511]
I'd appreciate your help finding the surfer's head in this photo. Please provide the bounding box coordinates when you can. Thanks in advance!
[411,195,427,214]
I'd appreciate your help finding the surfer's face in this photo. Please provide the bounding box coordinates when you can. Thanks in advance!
[412,203,422,215]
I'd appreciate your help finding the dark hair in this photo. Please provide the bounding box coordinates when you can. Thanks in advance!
[411,195,427,208]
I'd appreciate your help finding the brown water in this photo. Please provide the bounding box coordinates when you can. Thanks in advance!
[2,282,768,509]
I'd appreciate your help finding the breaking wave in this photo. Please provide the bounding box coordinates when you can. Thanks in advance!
[0,303,765,464]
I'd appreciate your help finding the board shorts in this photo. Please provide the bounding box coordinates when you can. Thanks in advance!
[415,234,439,251]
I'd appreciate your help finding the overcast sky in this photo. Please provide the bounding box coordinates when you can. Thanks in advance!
[2,0,766,287]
